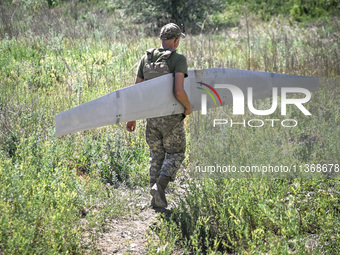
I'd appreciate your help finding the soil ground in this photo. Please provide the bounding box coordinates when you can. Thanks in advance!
[81,171,189,254]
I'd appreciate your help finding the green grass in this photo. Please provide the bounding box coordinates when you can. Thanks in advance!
[148,178,339,254]
[0,2,339,254]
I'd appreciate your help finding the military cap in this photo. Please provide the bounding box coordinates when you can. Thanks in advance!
[160,23,185,40]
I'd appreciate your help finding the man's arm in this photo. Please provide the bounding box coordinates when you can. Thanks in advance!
[174,72,191,115]
[126,76,144,132]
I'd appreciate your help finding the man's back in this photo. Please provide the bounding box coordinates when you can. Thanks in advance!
[137,48,188,81]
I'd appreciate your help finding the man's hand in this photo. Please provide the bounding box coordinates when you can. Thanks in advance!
[126,121,136,132]
[184,106,192,116]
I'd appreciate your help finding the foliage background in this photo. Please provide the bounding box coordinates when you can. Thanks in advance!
[0,0,339,254]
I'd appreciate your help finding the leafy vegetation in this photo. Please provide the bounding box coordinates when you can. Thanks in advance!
[0,0,339,254]
[230,0,340,22]
[148,178,339,254]
[1,0,339,38]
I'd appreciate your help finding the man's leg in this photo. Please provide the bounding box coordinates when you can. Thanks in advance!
[151,114,186,208]
[146,118,165,186]
[146,119,166,207]
[161,114,186,181]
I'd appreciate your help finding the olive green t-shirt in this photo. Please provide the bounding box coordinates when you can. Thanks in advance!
[137,48,188,80]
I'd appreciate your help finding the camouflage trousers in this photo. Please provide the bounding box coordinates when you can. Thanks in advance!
[146,113,186,183]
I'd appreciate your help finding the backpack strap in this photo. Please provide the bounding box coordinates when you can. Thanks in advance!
[157,49,176,62]
[146,48,156,65]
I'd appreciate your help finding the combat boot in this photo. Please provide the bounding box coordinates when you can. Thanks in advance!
[150,175,170,208]
[150,177,158,187]
[150,177,158,207]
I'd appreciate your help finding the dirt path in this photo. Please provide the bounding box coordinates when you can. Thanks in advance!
[94,193,183,255]
[80,171,188,254]
[96,207,158,254]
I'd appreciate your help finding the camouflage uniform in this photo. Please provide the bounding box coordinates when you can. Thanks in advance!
[146,113,186,183]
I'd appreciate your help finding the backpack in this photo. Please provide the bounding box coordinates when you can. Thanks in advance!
[142,48,175,81]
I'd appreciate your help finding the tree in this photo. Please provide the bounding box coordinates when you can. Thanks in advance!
[123,0,226,34]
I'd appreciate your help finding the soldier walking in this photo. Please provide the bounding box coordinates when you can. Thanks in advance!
[126,23,191,208]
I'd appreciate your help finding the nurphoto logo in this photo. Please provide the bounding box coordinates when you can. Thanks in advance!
[197,82,312,128]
